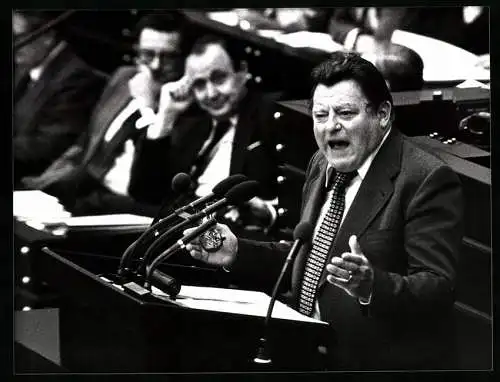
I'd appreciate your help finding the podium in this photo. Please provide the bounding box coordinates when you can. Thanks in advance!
[34,247,331,372]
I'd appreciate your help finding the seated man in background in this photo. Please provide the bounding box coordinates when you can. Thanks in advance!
[361,43,424,92]
[22,12,193,216]
[130,35,280,233]
[233,8,332,33]
[185,51,463,370]
[328,7,489,56]
[13,10,106,186]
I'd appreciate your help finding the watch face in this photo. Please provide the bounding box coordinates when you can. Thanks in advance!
[200,228,224,253]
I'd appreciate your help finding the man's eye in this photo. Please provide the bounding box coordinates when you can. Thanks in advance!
[313,113,328,121]
[211,71,228,84]
[337,110,356,118]
[192,80,205,91]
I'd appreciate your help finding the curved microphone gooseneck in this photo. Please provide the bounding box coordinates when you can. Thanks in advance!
[138,180,259,278]
[253,221,313,365]
[143,218,218,289]
[117,174,248,277]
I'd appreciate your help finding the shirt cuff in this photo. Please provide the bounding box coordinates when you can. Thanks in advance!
[344,27,361,51]
[135,106,157,130]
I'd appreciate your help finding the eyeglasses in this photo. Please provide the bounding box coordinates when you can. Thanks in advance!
[135,48,183,65]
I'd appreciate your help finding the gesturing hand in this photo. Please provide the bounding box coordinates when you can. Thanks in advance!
[145,75,194,139]
[325,235,374,301]
[158,75,194,115]
[184,223,238,268]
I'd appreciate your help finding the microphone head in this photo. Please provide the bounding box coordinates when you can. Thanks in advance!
[212,174,248,197]
[293,221,313,241]
[171,173,191,193]
[225,180,259,205]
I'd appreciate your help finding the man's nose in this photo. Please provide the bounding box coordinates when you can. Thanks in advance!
[149,55,161,71]
[324,115,342,133]
[205,82,217,98]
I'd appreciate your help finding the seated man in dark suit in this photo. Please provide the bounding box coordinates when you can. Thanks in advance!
[130,35,280,232]
[22,12,193,216]
[185,51,464,370]
[13,10,106,186]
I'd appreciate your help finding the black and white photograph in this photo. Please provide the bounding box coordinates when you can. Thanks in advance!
[11,6,492,375]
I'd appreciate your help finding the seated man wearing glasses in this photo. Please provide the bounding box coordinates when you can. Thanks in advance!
[22,12,196,216]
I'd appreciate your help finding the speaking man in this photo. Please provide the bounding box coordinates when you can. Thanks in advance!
[184,51,464,370]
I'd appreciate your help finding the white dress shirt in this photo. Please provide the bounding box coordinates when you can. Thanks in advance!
[195,116,238,197]
[311,127,392,319]
[102,99,142,196]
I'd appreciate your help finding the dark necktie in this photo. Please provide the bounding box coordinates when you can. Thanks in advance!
[190,119,231,181]
[298,170,356,316]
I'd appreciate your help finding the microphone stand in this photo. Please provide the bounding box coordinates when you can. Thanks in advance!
[253,241,299,365]
[253,222,312,365]
[143,217,217,289]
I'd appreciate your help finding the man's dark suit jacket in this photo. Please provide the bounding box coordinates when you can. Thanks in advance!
[14,43,106,184]
[228,128,464,370]
[129,90,279,206]
[22,66,157,214]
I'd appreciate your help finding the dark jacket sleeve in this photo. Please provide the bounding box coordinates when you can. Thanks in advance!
[226,238,291,294]
[369,164,464,319]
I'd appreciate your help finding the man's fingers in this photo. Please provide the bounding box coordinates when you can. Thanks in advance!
[330,256,357,272]
[341,253,366,265]
[326,274,350,285]
[326,263,351,280]
[348,235,363,255]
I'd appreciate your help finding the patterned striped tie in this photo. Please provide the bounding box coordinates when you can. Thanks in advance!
[298,170,356,316]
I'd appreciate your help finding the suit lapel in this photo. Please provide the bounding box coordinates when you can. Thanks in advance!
[82,81,132,164]
[318,129,402,287]
[229,92,256,175]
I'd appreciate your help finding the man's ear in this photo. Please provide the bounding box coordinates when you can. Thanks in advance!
[378,100,392,129]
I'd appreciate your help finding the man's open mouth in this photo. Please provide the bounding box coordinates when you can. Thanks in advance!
[327,140,349,149]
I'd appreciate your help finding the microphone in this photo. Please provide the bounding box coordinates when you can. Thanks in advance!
[117,174,249,277]
[253,221,313,365]
[148,269,181,298]
[151,172,192,225]
[137,180,259,277]
[160,173,248,223]
[144,217,217,289]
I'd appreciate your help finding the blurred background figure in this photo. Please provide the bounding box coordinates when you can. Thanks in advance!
[232,8,331,32]
[13,10,106,187]
[362,44,424,92]
[131,35,281,234]
[22,12,193,216]
[328,7,489,56]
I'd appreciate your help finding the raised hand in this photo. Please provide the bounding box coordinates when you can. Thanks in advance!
[325,235,374,300]
[158,74,194,115]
